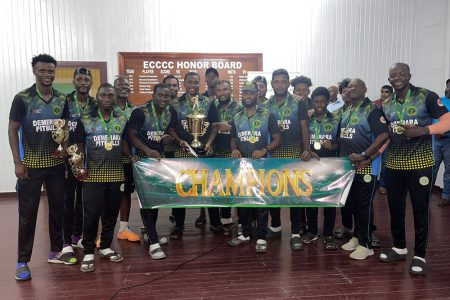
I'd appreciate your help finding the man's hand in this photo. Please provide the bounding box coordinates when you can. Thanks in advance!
[322,140,332,150]
[231,149,242,158]
[252,149,267,159]
[349,153,365,162]
[399,124,429,139]
[300,150,312,161]
[216,122,232,133]
[15,161,29,180]
[354,159,371,170]
[144,149,161,160]
[180,141,189,153]
[204,143,213,155]
[162,134,174,144]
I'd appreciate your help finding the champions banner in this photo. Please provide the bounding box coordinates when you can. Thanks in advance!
[133,158,355,209]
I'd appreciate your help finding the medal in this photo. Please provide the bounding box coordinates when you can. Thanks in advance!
[105,141,113,151]
[249,136,256,143]
[396,125,405,134]
[363,175,372,183]
[314,141,321,150]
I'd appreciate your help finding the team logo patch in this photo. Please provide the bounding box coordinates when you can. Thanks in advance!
[419,176,429,186]
[114,125,122,133]
[437,98,444,107]
[284,108,291,116]
[324,124,333,132]
[53,106,61,115]
[363,175,372,183]
[380,116,386,124]
[407,106,417,116]
[350,117,359,125]
[162,121,168,128]
[253,120,261,128]
[225,115,232,122]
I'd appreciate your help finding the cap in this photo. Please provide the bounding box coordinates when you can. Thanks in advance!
[73,67,92,79]
[241,81,257,92]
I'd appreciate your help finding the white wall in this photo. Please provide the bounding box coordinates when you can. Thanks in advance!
[0,0,449,192]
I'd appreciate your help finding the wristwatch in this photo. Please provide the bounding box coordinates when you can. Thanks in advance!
[361,151,369,160]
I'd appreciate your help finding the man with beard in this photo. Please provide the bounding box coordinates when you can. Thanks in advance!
[76,83,128,272]
[252,75,269,105]
[339,78,389,260]
[9,54,75,281]
[264,69,314,251]
[64,68,96,250]
[227,81,281,252]
[113,76,141,243]
[214,80,243,226]
[379,63,450,275]
[167,72,229,239]
[127,83,179,260]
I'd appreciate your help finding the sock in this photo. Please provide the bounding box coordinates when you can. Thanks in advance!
[83,254,94,262]
[411,256,426,272]
[119,221,128,232]
[393,247,408,255]
[238,235,250,241]
[269,226,282,232]
[221,218,233,225]
[99,248,114,255]
[256,239,267,245]
[16,262,30,280]
[291,234,300,238]
[149,243,161,251]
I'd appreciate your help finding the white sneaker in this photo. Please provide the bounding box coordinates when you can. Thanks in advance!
[341,237,358,251]
[349,245,374,260]
[75,239,84,249]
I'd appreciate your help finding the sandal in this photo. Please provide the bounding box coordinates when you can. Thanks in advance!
[99,250,124,263]
[379,248,407,262]
[227,236,250,247]
[255,239,268,253]
[80,260,95,273]
[409,258,427,276]
[15,264,31,281]
[324,236,338,250]
[149,247,166,260]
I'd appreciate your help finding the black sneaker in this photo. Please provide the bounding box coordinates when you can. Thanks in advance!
[302,232,319,244]
[210,225,231,236]
[290,236,304,250]
[323,235,338,250]
[169,227,183,239]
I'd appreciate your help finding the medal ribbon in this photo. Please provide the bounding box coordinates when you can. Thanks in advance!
[220,101,232,122]
[98,110,113,143]
[344,100,363,128]
[274,95,289,125]
[245,107,258,138]
[393,89,412,123]
[312,117,321,142]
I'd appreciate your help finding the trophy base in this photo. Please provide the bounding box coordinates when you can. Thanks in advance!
[191,146,207,156]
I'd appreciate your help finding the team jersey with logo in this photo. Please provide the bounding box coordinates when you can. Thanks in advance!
[338,98,388,175]
[75,109,128,182]
[170,93,218,146]
[263,93,308,158]
[231,106,280,158]
[9,84,69,168]
[66,91,96,143]
[382,85,448,170]
[214,99,243,156]
[128,101,177,157]
[114,101,136,164]
[309,112,339,158]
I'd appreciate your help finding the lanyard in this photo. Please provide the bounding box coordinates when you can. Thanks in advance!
[98,110,113,141]
[74,94,88,116]
[245,108,258,136]
[312,117,321,141]
[150,101,161,132]
[220,101,232,121]
[393,89,412,122]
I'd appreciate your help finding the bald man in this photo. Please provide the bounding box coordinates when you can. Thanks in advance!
[327,85,344,113]
[379,63,450,275]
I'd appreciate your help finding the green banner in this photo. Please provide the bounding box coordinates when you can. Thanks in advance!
[133,158,355,209]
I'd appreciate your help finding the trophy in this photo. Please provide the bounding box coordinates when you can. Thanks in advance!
[66,144,88,181]
[52,119,69,157]
[182,96,210,154]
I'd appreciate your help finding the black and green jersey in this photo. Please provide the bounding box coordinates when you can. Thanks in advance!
[263,93,308,158]
[338,98,388,175]
[309,112,339,158]
[231,106,280,158]
[76,109,128,182]
[382,85,448,170]
[214,99,243,155]
[9,84,69,168]
[128,101,177,157]
[170,93,219,147]
[66,91,96,143]
[114,101,136,164]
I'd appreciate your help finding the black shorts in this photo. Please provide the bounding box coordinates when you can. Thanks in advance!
[123,163,135,194]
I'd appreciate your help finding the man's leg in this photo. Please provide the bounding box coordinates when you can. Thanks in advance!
[117,163,139,242]
[101,182,123,249]
[63,166,76,246]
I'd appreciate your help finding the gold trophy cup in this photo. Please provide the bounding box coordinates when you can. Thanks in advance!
[182,96,210,153]
[52,119,68,157]
[66,144,88,180]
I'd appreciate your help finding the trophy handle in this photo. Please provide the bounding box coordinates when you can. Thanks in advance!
[182,120,189,131]
[202,121,210,135]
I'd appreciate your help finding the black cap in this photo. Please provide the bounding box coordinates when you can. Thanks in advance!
[73,67,92,79]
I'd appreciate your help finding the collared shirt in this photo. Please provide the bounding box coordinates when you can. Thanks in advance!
[309,112,339,158]
[327,98,344,113]
[66,91,96,143]
[9,84,69,168]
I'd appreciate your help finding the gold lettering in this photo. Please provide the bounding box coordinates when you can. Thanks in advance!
[176,170,193,197]
[192,169,208,196]
[207,169,225,196]
[283,169,299,196]
[266,169,283,196]
[297,170,313,196]
[225,169,245,196]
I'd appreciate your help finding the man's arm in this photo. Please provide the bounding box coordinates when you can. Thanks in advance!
[8,120,28,180]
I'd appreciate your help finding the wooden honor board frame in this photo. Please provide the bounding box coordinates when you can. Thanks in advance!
[118,52,263,105]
